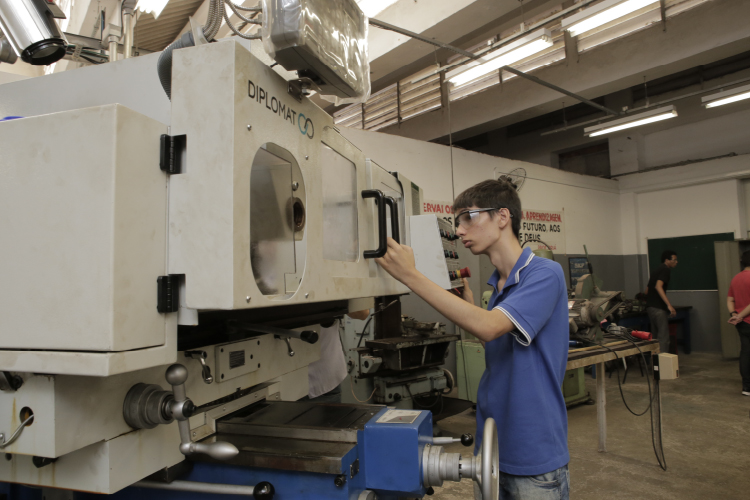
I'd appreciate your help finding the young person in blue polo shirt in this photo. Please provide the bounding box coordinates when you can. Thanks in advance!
[375,179,569,499]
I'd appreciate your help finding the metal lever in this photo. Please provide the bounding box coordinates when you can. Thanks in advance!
[432,433,473,447]
[274,336,295,357]
[185,350,214,384]
[165,364,239,460]
[233,323,319,344]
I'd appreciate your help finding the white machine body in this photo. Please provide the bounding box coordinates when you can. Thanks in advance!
[0,41,429,494]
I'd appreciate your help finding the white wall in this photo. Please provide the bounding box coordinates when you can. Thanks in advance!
[340,127,624,256]
[618,153,750,255]
[635,181,743,254]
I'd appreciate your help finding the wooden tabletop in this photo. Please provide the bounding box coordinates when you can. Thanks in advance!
[566,340,660,370]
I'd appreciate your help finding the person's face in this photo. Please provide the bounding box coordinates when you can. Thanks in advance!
[665,255,678,268]
[454,206,509,255]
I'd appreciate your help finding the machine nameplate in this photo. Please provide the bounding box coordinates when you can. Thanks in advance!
[376,409,421,424]
[216,339,260,382]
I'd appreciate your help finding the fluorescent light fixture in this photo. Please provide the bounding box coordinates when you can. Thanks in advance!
[584,105,677,137]
[446,30,553,87]
[702,83,750,109]
[561,0,659,37]
[136,0,170,19]
[357,0,400,18]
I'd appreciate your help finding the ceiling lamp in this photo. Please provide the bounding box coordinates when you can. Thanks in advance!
[584,105,677,137]
[0,0,68,66]
[561,0,659,37]
[701,84,750,109]
[447,29,553,87]
[136,0,170,19]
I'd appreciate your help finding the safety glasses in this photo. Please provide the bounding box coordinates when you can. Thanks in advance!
[454,208,509,229]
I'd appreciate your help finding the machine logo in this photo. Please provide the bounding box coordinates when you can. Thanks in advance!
[298,114,314,138]
[248,80,314,140]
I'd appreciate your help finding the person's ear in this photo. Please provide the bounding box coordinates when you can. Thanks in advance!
[498,209,510,230]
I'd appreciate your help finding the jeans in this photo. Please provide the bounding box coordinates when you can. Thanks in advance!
[647,307,670,354]
[473,464,569,500]
[736,322,750,390]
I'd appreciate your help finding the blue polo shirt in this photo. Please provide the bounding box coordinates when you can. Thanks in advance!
[474,247,569,476]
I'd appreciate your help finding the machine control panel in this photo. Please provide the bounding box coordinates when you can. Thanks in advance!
[438,218,469,288]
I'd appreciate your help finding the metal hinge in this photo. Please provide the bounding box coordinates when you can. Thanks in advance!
[159,134,186,175]
[157,275,180,313]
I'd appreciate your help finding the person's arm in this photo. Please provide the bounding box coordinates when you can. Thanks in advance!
[375,239,514,342]
[346,309,370,321]
[727,296,740,324]
[655,280,676,317]
[459,277,485,347]
[731,303,750,325]
[727,296,737,315]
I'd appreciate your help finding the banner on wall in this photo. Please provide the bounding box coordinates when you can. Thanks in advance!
[423,203,565,254]
[422,200,454,222]
[520,209,566,254]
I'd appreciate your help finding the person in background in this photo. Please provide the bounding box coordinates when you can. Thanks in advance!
[645,250,678,354]
[726,250,750,397]
[305,310,370,403]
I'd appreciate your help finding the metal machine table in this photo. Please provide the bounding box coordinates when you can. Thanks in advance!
[566,340,661,453]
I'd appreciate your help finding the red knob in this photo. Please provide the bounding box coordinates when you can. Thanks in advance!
[457,267,471,279]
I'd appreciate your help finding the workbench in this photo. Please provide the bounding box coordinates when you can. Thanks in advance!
[616,306,692,353]
[566,339,661,452]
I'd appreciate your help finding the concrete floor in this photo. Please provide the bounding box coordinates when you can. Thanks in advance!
[430,352,750,499]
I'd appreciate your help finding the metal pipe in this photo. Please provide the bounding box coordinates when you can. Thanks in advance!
[122,11,134,59]
[501,65,620,116]
[108,37,118,62]
[368,18,480,61]
[368,12,621,117]
[134,480,256,496]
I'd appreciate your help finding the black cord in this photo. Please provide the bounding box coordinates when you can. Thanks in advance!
[406,384,442,409]
[586,337,667,471]
[356,299,398,348]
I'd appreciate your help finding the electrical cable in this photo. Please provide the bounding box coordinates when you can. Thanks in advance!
[349,374,377,403]
[356,299,398,349]
[225,0,262,25]
[585,335,667,470]
[226,0,262,11]
[0,414,34,449]
[223,0,262,39]
[445,79,472,408]
[406,384,442,409]
[442,368,456,394]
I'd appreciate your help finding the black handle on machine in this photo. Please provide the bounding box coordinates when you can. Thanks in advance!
[362,189,387,258]
[383,196,400,244]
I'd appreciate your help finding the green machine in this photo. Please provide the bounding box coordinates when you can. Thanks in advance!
[462,243,597,407]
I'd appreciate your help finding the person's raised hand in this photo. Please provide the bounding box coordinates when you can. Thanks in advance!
[460,277,474,305]
[375,238,419,286]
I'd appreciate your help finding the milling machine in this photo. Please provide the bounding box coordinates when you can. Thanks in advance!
[0,1,499,499]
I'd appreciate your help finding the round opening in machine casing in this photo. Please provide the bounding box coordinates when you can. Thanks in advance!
[292,197,306,232]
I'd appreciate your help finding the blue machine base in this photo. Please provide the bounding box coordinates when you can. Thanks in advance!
[0,461,403,500]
